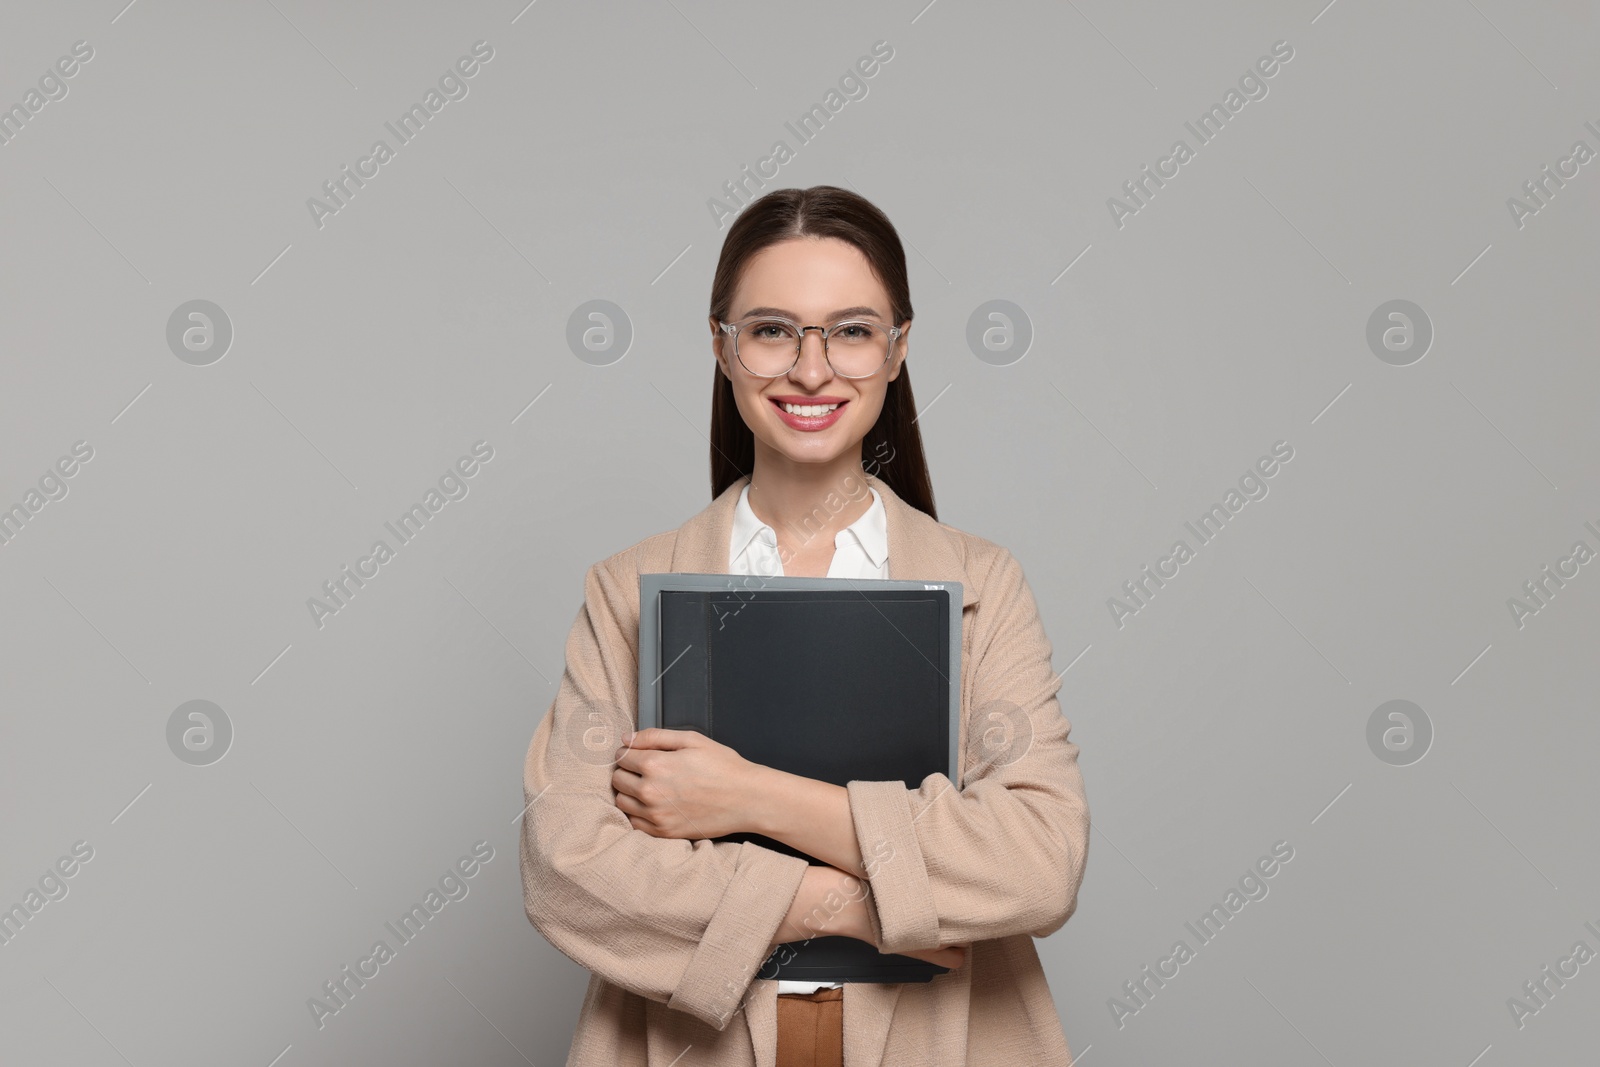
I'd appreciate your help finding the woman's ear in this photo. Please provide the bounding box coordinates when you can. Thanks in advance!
[709,316,730,379]
[887,319,910,382]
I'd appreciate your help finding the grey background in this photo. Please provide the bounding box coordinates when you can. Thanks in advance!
[1,1,1596,1064]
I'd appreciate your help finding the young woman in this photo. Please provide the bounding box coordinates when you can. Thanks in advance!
[521,185,1090,1067]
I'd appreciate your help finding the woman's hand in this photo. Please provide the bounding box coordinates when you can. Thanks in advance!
[780,867,969,972]
[612,728,767,840]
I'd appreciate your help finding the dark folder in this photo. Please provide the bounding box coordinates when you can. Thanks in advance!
[638,573,963,984]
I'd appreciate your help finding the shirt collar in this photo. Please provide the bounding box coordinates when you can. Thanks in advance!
[731,482,888,568]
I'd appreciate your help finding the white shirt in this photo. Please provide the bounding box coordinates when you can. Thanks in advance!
[729,482,889,582]
[728,481,887,994]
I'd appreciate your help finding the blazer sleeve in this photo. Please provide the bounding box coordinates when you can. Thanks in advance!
[847,546,1090,955]
[520,553,812,1031]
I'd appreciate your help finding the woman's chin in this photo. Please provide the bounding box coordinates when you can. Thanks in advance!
[758,439,854,468]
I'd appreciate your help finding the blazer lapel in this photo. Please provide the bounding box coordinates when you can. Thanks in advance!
[666,469,974,1066]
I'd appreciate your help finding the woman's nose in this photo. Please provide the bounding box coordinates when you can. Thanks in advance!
[790,332,835,382]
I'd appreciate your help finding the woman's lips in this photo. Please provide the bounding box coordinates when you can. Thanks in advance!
[770,398,848,431]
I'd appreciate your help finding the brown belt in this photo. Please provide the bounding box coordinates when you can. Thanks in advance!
[775,985,844,1067]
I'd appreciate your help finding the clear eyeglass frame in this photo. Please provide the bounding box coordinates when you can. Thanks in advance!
[717,315,903,379]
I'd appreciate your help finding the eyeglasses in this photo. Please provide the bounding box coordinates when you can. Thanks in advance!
[717,315,903,379]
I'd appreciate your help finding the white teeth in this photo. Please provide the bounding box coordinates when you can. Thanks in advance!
[780,402,839,416]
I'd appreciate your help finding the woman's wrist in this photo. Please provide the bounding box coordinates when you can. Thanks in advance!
[743,763,783,839]
[745,766,867,877]
[817,865,876,945]
[769,865,878,950]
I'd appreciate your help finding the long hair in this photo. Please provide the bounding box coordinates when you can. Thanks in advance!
[706,185,937,520]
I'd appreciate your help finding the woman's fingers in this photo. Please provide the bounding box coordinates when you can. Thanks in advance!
[611,765,645,797]
[619,727,703,751]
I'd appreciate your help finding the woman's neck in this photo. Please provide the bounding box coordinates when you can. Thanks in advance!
[745,452,875,557]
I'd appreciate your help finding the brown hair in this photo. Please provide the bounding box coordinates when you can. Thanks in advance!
[706,185,937,519]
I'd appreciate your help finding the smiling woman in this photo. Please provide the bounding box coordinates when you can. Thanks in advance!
[520,185,1091,1067]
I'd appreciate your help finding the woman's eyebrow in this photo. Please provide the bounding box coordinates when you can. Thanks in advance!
[740,305,884,321]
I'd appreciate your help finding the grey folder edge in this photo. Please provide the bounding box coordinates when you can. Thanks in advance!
[637,572,963,984]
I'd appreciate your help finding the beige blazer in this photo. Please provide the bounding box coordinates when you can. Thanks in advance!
[520,472,1090,1066]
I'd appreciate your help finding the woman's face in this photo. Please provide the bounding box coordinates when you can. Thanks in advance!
[711,236,908,471]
